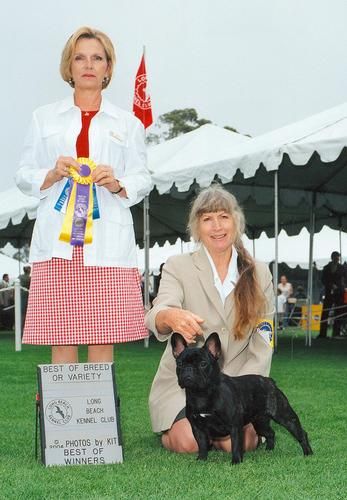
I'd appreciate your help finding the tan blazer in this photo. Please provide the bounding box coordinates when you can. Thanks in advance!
[145,247,275,433]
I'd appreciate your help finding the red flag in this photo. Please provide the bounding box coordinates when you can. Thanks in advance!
[133,54,153,129]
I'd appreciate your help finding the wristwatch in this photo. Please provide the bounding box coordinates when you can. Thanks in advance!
[111,180,124,195]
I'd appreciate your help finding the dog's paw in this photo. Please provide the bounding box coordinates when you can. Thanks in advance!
[303,444,313,456]
[231,454,243,465]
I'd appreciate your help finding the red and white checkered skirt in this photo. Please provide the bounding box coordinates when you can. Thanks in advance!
[22,247,148,345]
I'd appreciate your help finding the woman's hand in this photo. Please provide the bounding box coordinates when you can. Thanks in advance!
[156,308,204,344]
[92,164,124,195]
[40,156,80,190]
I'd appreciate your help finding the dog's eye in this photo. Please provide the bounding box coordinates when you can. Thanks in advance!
[200,361,208,368]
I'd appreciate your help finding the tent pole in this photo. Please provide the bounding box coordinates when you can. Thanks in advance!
[252,237,256,258]
[143,195,150,348]
[307,193,316,347]
[273,171,279,351]
[18,242,21,275]
[14,279,22,352]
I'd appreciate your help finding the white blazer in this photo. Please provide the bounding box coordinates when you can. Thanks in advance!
[15,96,152,267]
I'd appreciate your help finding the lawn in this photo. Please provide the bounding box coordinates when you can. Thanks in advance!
[0,329,346,500]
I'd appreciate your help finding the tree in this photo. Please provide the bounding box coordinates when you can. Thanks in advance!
[146,108,211,144]
[146,108,245,144]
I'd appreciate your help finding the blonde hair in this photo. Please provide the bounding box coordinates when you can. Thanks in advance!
[60,26,116,89]
[188,184,245,243]
[188,184,266,340]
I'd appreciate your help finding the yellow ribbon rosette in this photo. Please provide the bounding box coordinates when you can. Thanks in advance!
[58,157,98,246]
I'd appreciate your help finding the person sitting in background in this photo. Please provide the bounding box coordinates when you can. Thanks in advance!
[277,275,293,327]
[317,251,345,339]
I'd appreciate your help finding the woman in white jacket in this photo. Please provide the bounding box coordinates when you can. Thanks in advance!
[16,26,152,364]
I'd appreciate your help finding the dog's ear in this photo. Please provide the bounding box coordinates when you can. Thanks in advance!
[204,332,222,359]
[171,332,188,358]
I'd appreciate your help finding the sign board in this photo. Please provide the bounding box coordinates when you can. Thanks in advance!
[37,362,123,466]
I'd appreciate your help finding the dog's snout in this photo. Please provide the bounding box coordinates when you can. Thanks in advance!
[183,366,194,377]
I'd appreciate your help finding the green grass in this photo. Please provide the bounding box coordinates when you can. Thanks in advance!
[0,329,346,500]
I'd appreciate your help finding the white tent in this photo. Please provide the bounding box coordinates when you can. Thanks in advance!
[0,186,38,230]
[148,123,250,193]
[1,103,347,346]
[150,102,347,195]
[226,101,347,178]
[3,103,347,246]
[146,102,347,346]
[0,124,250,247]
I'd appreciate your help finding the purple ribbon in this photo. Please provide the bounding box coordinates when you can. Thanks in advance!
[71,164,91,246]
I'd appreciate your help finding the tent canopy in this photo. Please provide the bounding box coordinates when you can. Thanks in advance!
[1,102,347,248]
[148,123,250,193]
[146,102,347,243]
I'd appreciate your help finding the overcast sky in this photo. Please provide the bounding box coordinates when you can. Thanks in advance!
[3,0,347,264]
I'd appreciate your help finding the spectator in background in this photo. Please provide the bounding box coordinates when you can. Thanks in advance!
[317,251,345,339]
[19,265,31,330]
[277,275,293,327]
[154,262,165,297]
[0,273,10,289]
[294,285,306,300]
[141,271,155,308]
[0,273,14,329]
[312,261,321,304]
[276,288,286,329]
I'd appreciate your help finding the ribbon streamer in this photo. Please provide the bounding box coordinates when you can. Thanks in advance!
[58,157,98,245]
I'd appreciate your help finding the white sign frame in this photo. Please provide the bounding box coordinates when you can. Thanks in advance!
[37,362,123,466]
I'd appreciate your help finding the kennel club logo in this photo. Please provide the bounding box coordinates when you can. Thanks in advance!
[46,399,73,426]
[256,319,274,348]
[134,73,152,110]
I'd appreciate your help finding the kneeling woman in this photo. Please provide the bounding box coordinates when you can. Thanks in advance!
[145,184,274,453]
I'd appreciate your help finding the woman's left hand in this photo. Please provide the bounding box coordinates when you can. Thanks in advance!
[92,164,122,194]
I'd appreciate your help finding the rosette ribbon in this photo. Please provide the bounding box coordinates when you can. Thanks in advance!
[55,157,100,246]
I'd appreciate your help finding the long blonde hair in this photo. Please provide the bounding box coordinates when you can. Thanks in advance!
[188,184,266,339]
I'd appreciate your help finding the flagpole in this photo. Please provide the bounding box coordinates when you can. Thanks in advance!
[142,45,151,348]
[133,46,153,348]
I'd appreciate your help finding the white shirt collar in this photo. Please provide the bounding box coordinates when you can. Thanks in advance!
[57,95,119,118]
[204,245,239,304]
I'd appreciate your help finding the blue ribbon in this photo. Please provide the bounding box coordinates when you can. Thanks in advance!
[54,179,73,212]
[55,177,99,219]
[92,184,100,220]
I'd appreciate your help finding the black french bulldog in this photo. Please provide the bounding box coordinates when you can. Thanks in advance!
[171,332,313,464]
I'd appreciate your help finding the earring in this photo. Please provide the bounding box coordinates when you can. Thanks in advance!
[102,76,110,87]
[68,78,74,87]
